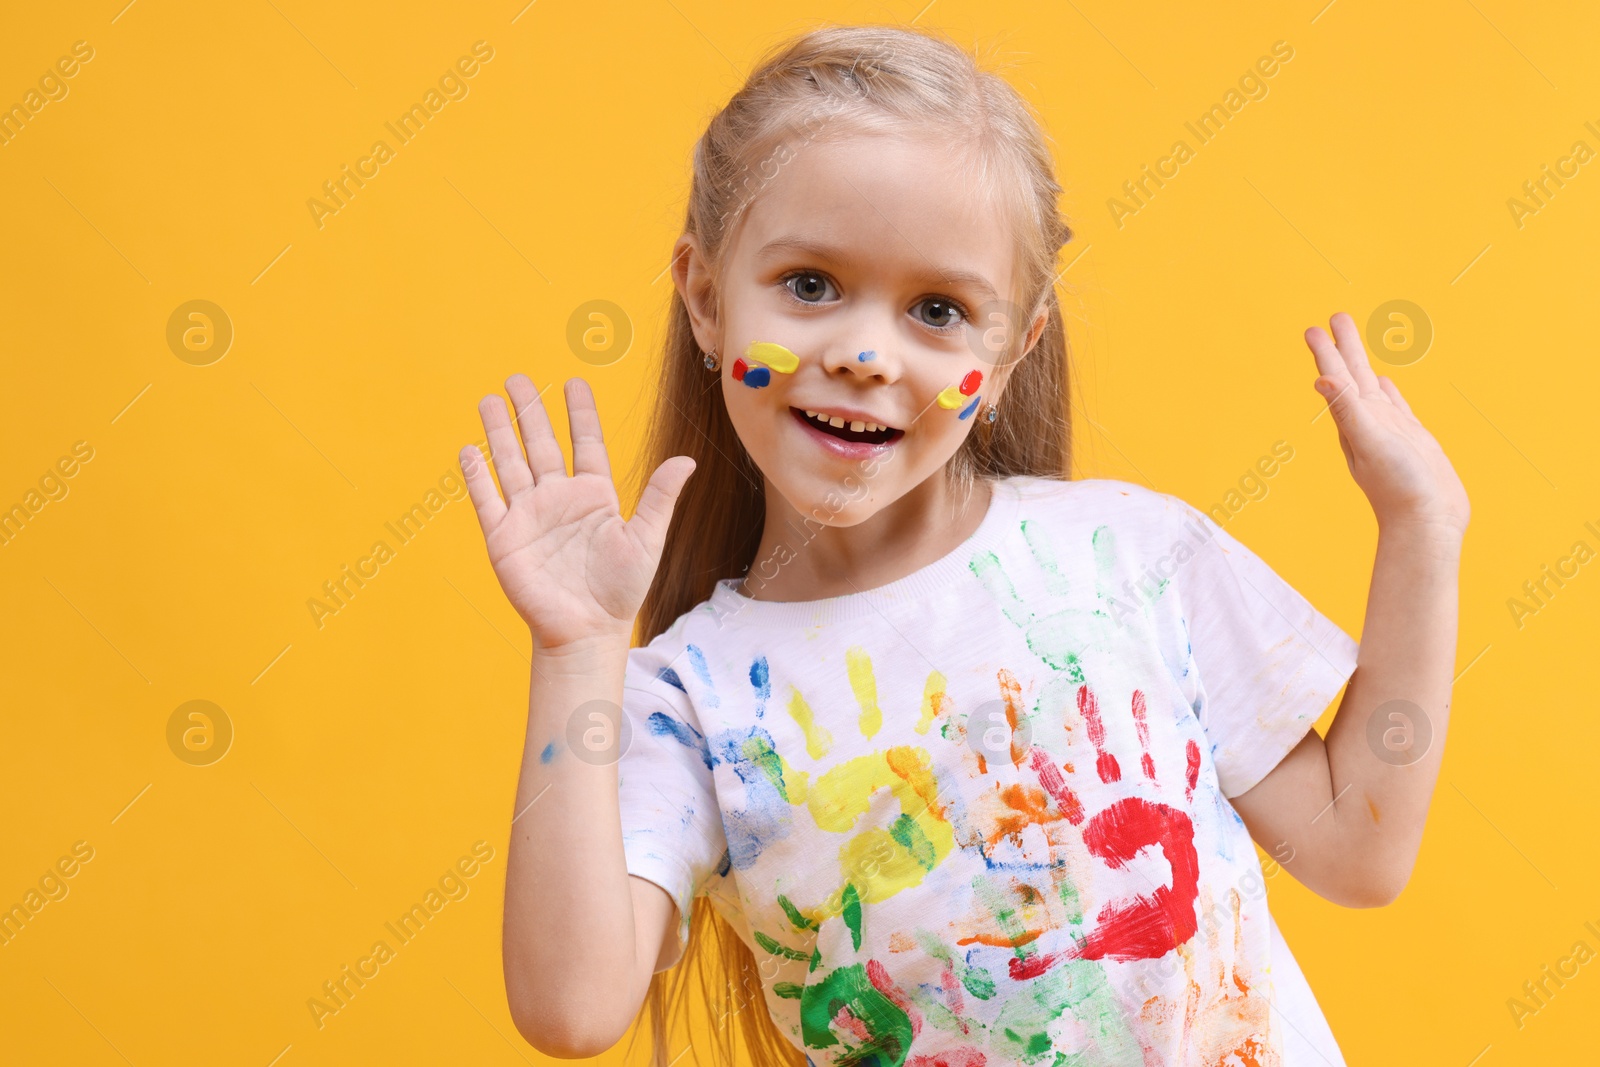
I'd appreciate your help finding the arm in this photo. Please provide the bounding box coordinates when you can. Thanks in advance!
[1231,312,1470,908]
[502,643,679,1057]
[460,374,696,1056]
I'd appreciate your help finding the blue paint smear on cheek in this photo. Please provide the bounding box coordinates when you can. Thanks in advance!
[957,394,980,420]
[539,742,557,764]
[648,711,714,769]
[749,657,770,718]
[685,645,719,707]
[741,366,771,387]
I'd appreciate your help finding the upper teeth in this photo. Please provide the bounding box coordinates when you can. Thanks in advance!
[805,410,888,433]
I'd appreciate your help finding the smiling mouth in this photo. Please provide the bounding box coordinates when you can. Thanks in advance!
[790,407,902,445]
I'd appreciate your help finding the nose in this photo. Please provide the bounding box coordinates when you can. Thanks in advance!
[819,335,901,384]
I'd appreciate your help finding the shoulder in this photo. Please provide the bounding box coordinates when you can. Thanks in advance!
[996,474,1199,538]
[626,595,720,692]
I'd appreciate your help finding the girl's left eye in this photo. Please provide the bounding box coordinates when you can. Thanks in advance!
[915,297,968,332]
[782,270,837,304]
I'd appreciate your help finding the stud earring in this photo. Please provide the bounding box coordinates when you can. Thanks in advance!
[983,400,999,424]
[702,347,720,371]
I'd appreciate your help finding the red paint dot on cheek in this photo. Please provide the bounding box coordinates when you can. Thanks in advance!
[959,370,982,396]
[731,358,748,382]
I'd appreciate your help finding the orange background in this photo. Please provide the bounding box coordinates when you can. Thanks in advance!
[1,1,1596,1063]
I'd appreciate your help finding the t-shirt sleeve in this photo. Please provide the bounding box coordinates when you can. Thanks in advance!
[618,644,728,971]
[1164,497,1361,798]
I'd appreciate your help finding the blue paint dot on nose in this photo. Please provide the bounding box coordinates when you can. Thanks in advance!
[857,350,876,362]
[742,366,771,388]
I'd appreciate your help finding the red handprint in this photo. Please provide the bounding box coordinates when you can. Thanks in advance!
[1016,684,1204,977]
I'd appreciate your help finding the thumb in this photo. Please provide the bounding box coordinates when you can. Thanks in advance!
[628,455,697,555]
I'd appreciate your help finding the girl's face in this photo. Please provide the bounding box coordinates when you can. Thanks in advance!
[676,129,1047,526]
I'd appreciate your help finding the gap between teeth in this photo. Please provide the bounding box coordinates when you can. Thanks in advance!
[805,410,888,433]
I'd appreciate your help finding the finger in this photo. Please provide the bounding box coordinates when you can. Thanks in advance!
[506,374,567,482]
[1329,312,1383,396]
[459,444,507,531]
[565,378,614,480]
[628,455,697,555]
[1303,324,1349,384]
[479,393,534,498]
[1315,372,1375,443]
[1377,375,1417,421]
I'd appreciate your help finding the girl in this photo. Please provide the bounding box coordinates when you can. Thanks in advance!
[468,24,1468,1067]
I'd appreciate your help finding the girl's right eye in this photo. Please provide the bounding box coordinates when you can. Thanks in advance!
[781,270,838,305]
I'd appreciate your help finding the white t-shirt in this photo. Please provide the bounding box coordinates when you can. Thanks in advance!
[617,475,1358,1066]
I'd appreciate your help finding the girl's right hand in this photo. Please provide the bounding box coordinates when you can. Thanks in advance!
[460,374,695,652]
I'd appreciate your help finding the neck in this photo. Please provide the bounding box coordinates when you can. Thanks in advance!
[738,471,993,602]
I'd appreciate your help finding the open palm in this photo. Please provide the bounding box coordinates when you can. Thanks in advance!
[460,374,695,650]
[1304,312,1470,535]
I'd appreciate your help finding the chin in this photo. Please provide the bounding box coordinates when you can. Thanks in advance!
[773,476,891,526]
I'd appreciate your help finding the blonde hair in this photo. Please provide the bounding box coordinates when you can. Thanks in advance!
[626,21,1075,1067]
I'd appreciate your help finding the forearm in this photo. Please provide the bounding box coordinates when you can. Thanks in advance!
[501,638,651,1052]
[1321,519,1463,896]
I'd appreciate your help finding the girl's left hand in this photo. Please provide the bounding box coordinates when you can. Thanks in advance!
[1304,311,1470,538]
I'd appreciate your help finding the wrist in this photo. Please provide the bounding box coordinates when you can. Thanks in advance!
[531,631,634,673]
[1376,514,1465,560]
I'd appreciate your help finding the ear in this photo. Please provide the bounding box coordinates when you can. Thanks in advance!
[988,301,1051,400]
[671,233,720,355]
[1019,302,1050,360]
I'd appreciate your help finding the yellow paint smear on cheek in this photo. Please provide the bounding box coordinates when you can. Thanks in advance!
[746,341,799,373]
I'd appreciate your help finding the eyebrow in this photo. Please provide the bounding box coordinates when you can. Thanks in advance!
[754,235,1000,304]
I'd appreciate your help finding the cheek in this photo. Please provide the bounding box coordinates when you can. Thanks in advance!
[721,377,784,452]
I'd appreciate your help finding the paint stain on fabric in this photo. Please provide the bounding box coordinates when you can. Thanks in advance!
[842,882,864,950]
[685,645,719,707]
[747,341,800,373]
[1183,887,1274,1064]
[1078,685,1122,784]
[779,893,822,932]
[799,961,914,1064]
[755,929,813,962]
[846,646,883,739]
[1028,747,1084,826]
[1129,689,1157,780]
[996,668,1027,767]
[1091,525,1119,600]
[787,686,835,758]
[709,724,802,869]
[808,746,954,908]
[657,666,686,692]
[969,549,1086,680]
[750,656,770,718]
[1075,796,1200,962]
[647,711,713,769]
[916,671,948,735]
